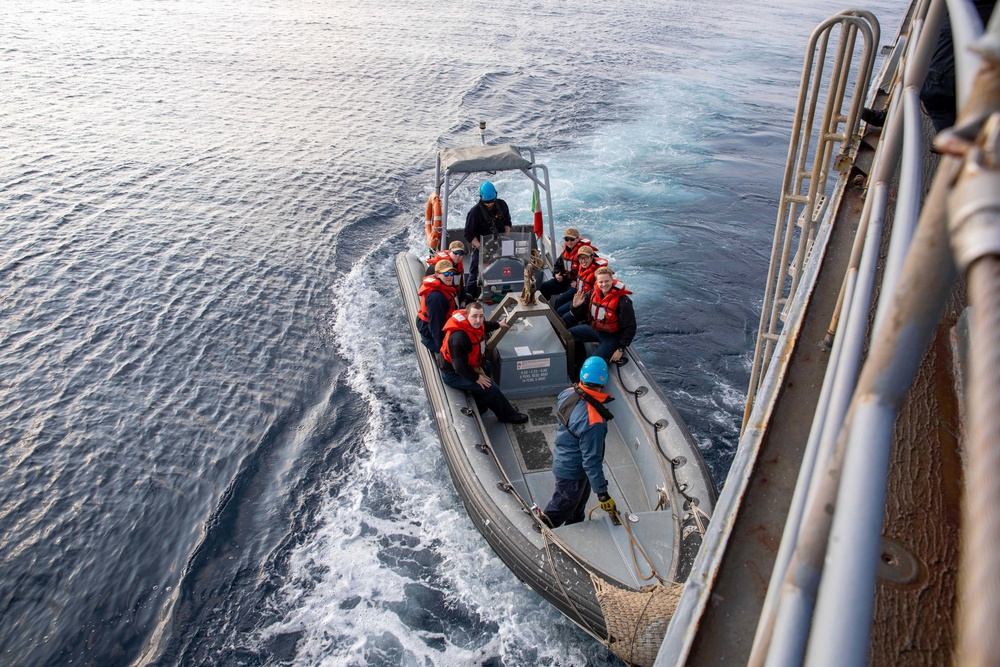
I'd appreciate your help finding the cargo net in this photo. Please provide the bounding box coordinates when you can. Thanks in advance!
[591,575,684,667]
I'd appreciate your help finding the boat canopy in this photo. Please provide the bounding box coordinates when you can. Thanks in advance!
[432,142,554,270]
[439,145,532,174]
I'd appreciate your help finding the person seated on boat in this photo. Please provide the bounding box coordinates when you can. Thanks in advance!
[425,240,469,304]
[553,245,609,323]
[568,267,635,366]
[539,227,596,301]
[539,356,619,528]
[464,181,512,295]
[439,302,529,425]
[416,260,461,353]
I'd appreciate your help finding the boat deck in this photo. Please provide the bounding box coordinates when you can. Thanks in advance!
[483,394,675,587]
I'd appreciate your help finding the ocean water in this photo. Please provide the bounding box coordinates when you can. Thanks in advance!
[1,1,903,665]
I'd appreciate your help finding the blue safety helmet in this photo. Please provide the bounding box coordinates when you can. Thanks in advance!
[479,181,497,202]
[579,356,609,386]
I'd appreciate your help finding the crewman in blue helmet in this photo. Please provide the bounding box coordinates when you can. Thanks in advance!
[539,356,620,528]
[464,181,512,296]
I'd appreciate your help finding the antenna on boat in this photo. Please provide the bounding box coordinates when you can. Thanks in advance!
[479,121,487,146]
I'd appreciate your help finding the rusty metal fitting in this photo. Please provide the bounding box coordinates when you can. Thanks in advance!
[948,112,1000,272]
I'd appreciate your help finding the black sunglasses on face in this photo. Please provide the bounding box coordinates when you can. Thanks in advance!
[564,236,578,242]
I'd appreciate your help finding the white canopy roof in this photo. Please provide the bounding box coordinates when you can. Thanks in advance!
[439,145,532,174]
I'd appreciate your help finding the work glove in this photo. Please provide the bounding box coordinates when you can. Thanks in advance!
[597,492,619,523]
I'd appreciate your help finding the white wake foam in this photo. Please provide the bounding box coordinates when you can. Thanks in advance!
[258,234,612,666]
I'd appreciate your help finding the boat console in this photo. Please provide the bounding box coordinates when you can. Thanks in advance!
[478,231,537,299]
[486,296,574,399]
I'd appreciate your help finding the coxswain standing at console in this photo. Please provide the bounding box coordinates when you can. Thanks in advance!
[569,266,635,365]
[539,227,595,302]
[416,260,460,353]
[464,181,511,296]
[439,302,529,424]
[426,240,469,304]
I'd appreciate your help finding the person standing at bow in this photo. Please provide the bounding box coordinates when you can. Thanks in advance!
[416,260,460,353]
[439,302,529,424]
[569,266,635,365]
[539,227,596,301]
[464,181,512,295]
[540,356,620,528]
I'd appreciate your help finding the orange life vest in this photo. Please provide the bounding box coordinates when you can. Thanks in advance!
[425,251,465,286]
[417,276,459,323]
[560,238,597,276]
[578,384,613,425]
[577,257,610,294]
[440,310,487,368]
[588,280,631,334]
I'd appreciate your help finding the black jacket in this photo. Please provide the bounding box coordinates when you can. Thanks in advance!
[416,290,453,352]
[464,199,511,242]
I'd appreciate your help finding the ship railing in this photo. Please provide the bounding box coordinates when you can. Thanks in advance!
[656,10,882,665]
[744,1,932,664]
[746,0,1000,665]
[743,11,879,430]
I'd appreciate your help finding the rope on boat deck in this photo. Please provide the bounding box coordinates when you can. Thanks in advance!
[539,525,600,637]
[586,502,666,585]
[465,394,601,636]
[621,511,666,584]
[591,463,667,585]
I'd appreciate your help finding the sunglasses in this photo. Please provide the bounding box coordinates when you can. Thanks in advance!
[564,236,578,242]
[440,271,458,277]
[451,250,465,256]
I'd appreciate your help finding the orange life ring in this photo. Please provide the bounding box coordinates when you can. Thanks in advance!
[425,193,443,251]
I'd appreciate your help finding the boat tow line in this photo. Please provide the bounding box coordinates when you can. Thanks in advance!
[542,522,684,659]
[586,502,666,585]
[462,395,602,633]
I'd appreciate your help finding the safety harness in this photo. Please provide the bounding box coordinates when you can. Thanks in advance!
[478,201,505,236]
[555,384,615,438]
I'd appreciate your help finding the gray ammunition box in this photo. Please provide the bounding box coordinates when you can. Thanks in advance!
[494,319,569,398]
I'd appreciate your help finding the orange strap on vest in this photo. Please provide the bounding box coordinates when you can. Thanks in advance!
[577,384,613,425]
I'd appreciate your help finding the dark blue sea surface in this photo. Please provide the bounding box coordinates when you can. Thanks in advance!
[2,1,903,665]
